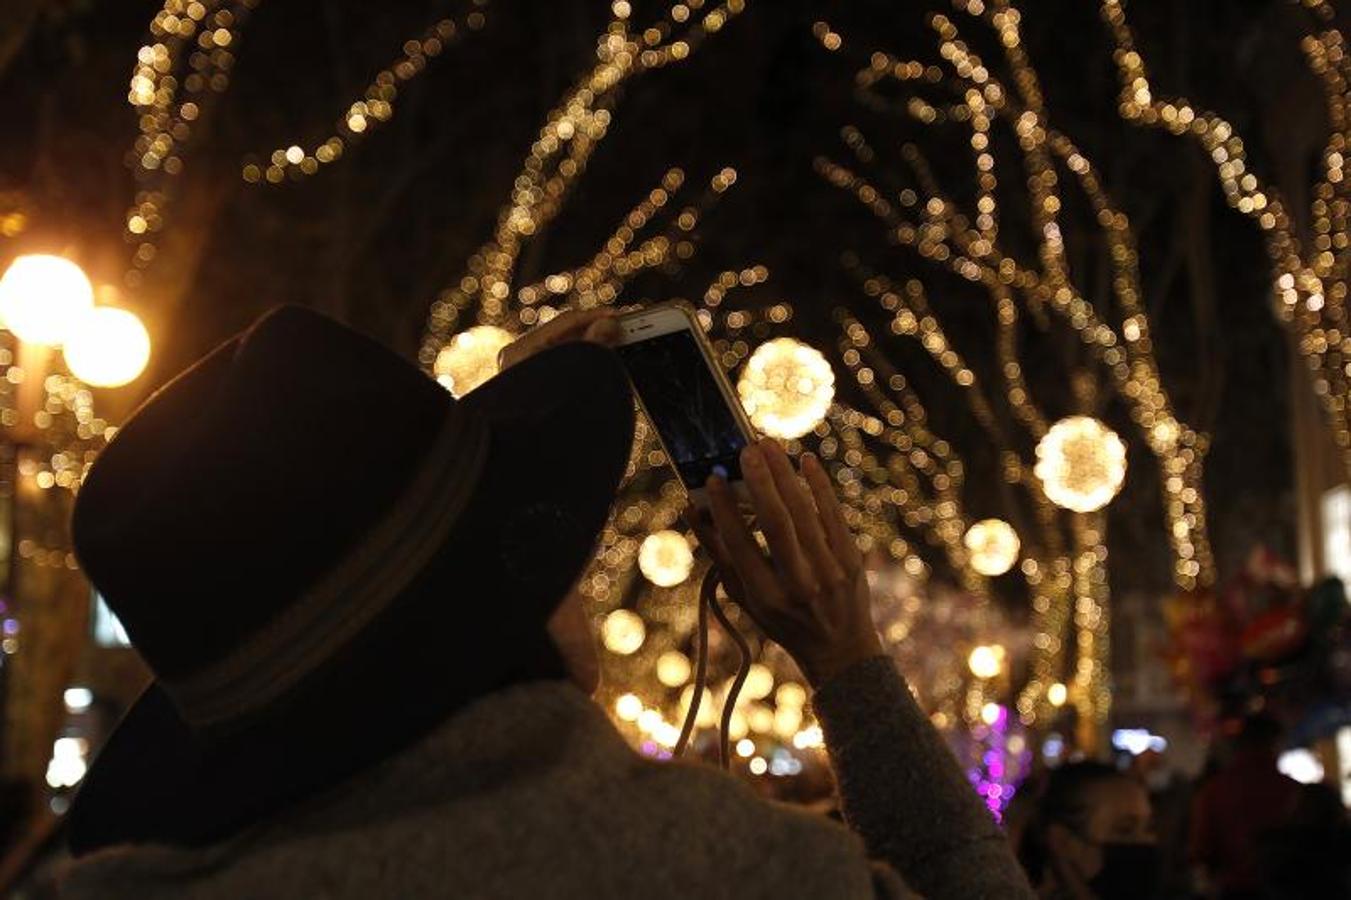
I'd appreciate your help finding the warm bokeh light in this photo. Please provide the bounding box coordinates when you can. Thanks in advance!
[601,609,645,655]
[432,325,514,397]
[62,307,151,388]
[980,702,1003,726]
[679,685,718,728]
[963,518,1021,576]
[967,644,1004,680]
[741,663,774,700]
[0,255,95,346]
[638,530,694,587]
[737,338,835,439]
[656,650,691,687]
[775,682,806,708]
[614,693,643,721]
[1047,682,1068,708]
[1034,416,1128,513]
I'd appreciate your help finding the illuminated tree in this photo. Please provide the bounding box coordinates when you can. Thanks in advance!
[1102,0,1351,473]
[810,0,1217,742]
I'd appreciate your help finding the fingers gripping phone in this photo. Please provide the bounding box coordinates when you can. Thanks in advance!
[615,303,756,507]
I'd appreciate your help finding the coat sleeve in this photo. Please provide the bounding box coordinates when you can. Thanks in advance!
[812,656,1036,900]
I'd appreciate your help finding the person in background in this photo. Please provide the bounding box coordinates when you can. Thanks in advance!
[1018,761,1161,900]
[1188,714,1299,900]
[1128,749,1195,900]
[60,306,1034,899]
[1259,781,1351,900]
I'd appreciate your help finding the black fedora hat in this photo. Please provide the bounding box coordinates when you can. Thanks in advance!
[67,305,634,854]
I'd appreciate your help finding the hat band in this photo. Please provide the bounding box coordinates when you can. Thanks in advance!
[163,407,489,730]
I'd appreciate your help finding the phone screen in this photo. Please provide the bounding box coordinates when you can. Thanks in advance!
[616,329,749,488]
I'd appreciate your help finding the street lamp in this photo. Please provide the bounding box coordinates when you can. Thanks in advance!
[0,255,94,346]
[0,254,151,388]
[62,307,151,388]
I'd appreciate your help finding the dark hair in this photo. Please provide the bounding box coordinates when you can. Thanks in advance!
[1017,762,1127,885]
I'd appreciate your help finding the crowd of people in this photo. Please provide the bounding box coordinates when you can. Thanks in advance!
[0,306,1345,898]
[1007,716,1350,899]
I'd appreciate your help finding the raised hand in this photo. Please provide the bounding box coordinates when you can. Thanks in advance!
[687,438,883,686]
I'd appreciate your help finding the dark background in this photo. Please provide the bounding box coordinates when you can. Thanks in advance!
[0,0,1322,596]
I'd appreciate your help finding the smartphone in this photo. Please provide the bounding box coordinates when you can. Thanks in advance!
[615,303,757,506]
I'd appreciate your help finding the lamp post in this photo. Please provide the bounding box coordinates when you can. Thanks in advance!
[0,253,151,785]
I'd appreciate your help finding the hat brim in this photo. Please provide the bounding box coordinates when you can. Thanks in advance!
[68,342,635,854]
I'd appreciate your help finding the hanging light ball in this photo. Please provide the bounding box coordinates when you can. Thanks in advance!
[963,518,1021,576]
[433,325,514,398]
[656,650,691,687]
[62,307,151,388]
[1047,682,1068,708]
[0,254,95,346]
[737,338,835,439]
[601,609,645,655]
[1034,416,1127,513]
[638,530,694,587]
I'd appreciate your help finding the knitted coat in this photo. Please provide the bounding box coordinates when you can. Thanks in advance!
[62,658,1033,899]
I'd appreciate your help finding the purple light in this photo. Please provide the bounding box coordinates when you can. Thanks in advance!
[2,619,18,636]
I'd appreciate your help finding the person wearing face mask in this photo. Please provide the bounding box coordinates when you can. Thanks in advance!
[1018,761,1162,900]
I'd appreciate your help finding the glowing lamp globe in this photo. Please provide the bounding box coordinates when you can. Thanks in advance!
[963,518,1021,576]
[1047,682,1068,708]
[737,338,835,439]
[967,644,1004,679]
[656,650,691,687]
[62,307,151,387]
[1034,416,1127,513]
[0,254,95,345]
[638,530,694,587]
[601,609,645,655]
[433,325,514,398]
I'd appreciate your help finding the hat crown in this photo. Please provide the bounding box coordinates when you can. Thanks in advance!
[73,307,471,691]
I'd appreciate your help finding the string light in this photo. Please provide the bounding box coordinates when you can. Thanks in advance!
[1102,0,1351,466]
[419,0,749,359]
[1034,417,1127,513]
[963,519,1020,576]
[737,338,835,439]
[812,2,1223,742]
[244,5,488,185]
[637,530,694,587]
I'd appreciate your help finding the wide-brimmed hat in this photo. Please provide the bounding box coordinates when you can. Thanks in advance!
[67,305,634,854]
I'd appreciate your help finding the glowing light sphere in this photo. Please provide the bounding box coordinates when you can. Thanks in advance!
[656,650,691,687]
[967,644,1004,679]
[0,254,94,345]
[601,609,645,655]
[1034,416,1127,513]
[1047,682,1068,708]
[433,325,514,397]
[638,530,694,587]
[963,519,1021,576]
[980,702,1003,726]
[737,338,835,439]
[62,307,151,387]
